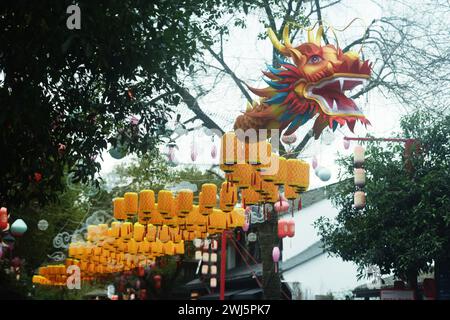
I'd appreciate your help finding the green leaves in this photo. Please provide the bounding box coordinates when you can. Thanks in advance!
[315,112,450,281]
[0,0,249,210]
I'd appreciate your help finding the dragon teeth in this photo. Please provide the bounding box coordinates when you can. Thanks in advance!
[332,99,339,111]
[339,79,345,91]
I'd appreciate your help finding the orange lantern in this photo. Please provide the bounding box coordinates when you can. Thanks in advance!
[124,192,138,219]
[201,184,217,208]
[113,197,126,220]
[159,225,171,243]
[178,189,194,216]
[274,157,287,186]
[241,187,260,206]
[146,224,157,242]
[157,190,173,215]
[139,190,155,223]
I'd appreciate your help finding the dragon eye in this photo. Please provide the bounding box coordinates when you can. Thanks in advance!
[308,55,322,64]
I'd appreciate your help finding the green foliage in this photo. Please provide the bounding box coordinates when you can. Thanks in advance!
[0,0,249,210]
[315,112,450,281]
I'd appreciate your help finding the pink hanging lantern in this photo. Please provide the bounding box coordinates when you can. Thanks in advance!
[272,247,280,273]
[312,156,318,170]
[278,219,287,238]
[287,219,295,238]
[167,145,176,162]
[211,145,217,159]
[190,144,198,162]
[344,139,350,150]
[242,221,249,232]
[354,145,365,168]
[274,198,289,214]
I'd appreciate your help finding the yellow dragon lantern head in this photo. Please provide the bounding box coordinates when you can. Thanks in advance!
[234,25,372,139]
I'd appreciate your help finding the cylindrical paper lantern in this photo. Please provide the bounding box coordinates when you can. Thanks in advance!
[287,219,295,238]
[157,190,173,215]
[124,192,138,219]
[354,191,366,209]
[113,198,126,220]
[354,168,366,187]
[354,145,365,167]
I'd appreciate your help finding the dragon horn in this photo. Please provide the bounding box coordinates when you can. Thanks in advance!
[267,28,287,54]
[282,25,292,48]
[307,25,324,46]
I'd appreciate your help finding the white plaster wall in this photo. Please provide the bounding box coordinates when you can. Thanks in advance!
[283,254,365,300]
[281,198,338,260]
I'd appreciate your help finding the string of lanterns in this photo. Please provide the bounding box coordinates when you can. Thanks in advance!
[353,145,366,210]
[33,131,310,289]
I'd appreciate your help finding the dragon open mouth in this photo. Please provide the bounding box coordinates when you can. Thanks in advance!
[305,74,369,116]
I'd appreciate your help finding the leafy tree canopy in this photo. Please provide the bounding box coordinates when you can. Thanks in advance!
[315,112,450,284]
[0,0,248,209]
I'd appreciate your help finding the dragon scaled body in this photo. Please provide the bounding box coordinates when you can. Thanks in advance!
[234,25,372,139]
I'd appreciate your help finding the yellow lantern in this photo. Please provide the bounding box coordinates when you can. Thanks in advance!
[138,239,150,255]
[274,157,287,186]
[146,224,157,242]
[133,222,145,242]
[178,189,194,215]
[201,184,217,208]
[127,239,138,255]
[298,160,310,192]
[113,197,126,220]
[120,222,133,242]
[151,240,163,256]
[235,163,253,189]
[198,193,213,217]
[231,208,246,228]
[149,207,163,226]
[124,192,138,219]
[241,187,260,206]
[111,221,121,239]
[286,159,301,187]
[209,209,226,233]
[157,190,173,215]
[163,241,175,256]
[260,153,279,182]
[185,205,200,231]
[220,181,237,209]
[159,225,171,243]
[170,227,183,243]
[220,132,238,172]
[265,184,279,204]
[284,184,297,200]
[139,190,155,223]
[255,140,271,171]
[175,241,185,255]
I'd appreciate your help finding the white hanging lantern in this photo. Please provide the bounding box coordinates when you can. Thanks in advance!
[354,168,366,187]
[354,145,365,168]
[354,191,366,209]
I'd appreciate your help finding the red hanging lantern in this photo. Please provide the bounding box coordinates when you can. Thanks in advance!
[0,207,8,231]
[153,275,162,290]
[287,219,295,238]
[278,219,287,238]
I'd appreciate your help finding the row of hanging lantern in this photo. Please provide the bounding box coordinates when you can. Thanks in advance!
[34,132,309,286]
[220,132,309,280]
[353,145,366,210]
[195,239,219,290]
[219,132,310,218]
[32,259,90,286]
[33,184,246,285]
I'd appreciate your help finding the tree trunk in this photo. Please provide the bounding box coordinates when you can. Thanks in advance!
[406,268,419,300]
[259,206,281,300]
